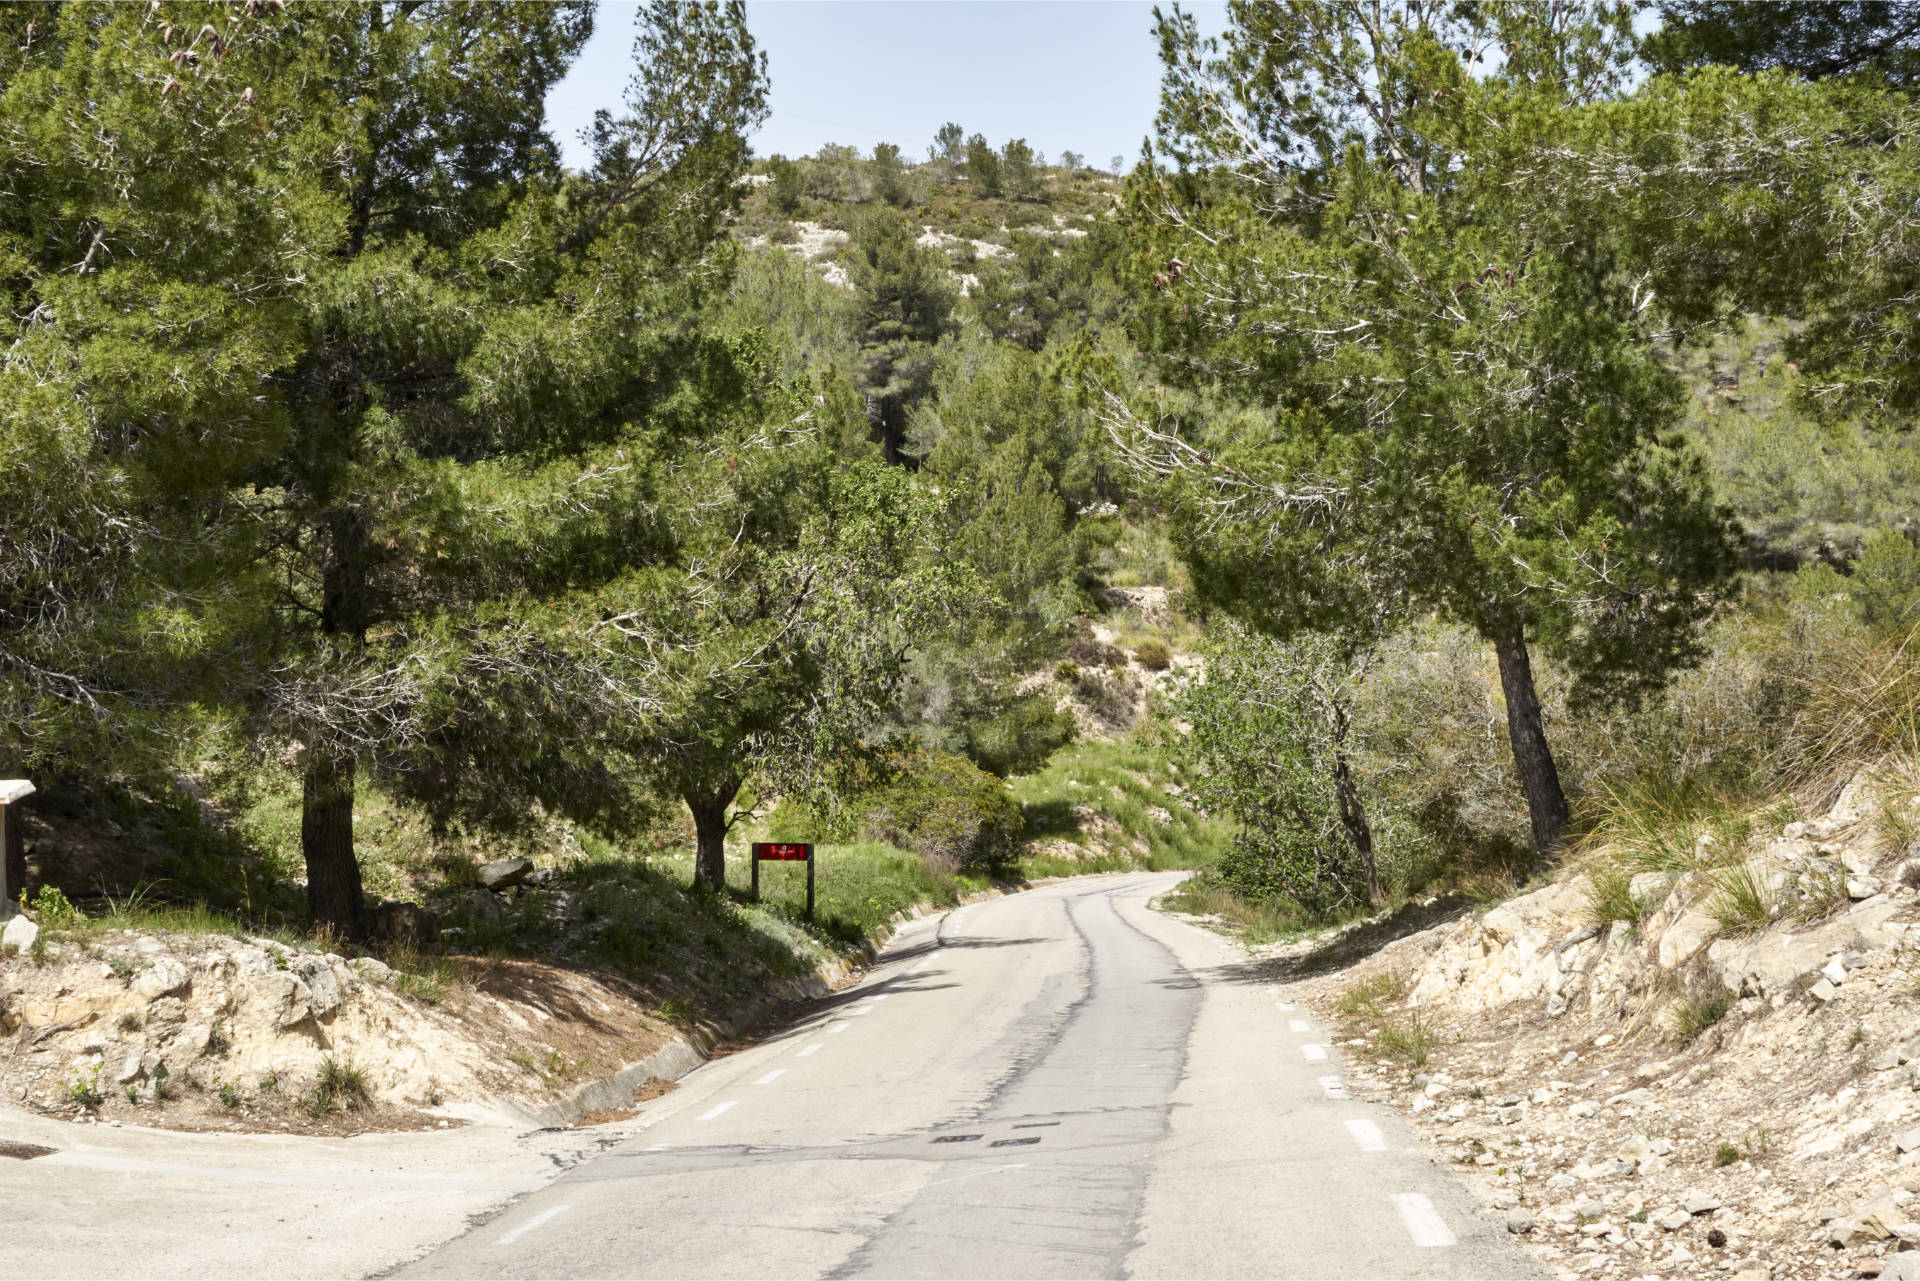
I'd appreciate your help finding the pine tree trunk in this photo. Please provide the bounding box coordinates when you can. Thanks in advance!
[688,790,733,891]
[302,746,368,941]
[1491,620,1570,860]
[304,507,372,939]
[1331,746,1382,908]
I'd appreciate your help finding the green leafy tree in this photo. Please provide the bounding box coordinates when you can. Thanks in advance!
[965,132,1001,195]
[1183,622,1389,911]
[1134,1,1744,858]
[929,121,966,182]
[766,153,803,213]
[1647,2,1920,86]
[1000,137,1043,200]
[622,403,970,888]
[217,1,769,936]
[0,3,336,774]
[871,141,911,206]
[847,210,956,466]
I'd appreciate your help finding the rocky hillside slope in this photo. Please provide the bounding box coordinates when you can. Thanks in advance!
[1270,767,1920,1281]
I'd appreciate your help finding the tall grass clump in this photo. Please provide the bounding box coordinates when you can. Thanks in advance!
[1707,861,1779,935]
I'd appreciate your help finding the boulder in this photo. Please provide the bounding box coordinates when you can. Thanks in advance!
[1,913,37,953]
[1658,909,1720,969]
[133,958,190,1001]
[291,957,344,1018]
[1630,872,1676,906]
[477,857,534,891]
[1810,979,1839,1002]
[372,901,439,947]
[245,969,312,1029]
[1505,1209,1535,1235]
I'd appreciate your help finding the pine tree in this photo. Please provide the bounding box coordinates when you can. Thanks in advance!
[223,1,768,936]
[847,210,956,466]
[1134,1,1744,859]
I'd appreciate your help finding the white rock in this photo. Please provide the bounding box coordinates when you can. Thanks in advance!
[1810,978,1839,1002]
[132,958,189,1001]
[1657,908,1721,968]
[1821,957,1849,986]
[2,915,37,952]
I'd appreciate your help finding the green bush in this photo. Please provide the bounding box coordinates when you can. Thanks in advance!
[785,745,1025,874]
[964,694,1076,778]
[1133,639,1173,671]
[1849,529,1920,635]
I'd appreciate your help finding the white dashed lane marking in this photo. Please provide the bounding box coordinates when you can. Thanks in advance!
[1288,1019,1311,1033]
[1344,1118,1385,1152]
[697,1101,738,1121]
[497,1206,569,1246]
[1319,1075,1348,1099]
[870,993,890,1001]
[796,1043,823,1058]
[1300,1043,1328,1062]
[829,1024,850,1035]
[851,1006,875,1017]
[1391,1193,1456,1248]
[752,1070,786,1086]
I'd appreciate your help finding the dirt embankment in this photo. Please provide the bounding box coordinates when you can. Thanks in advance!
[1246,770,1920,1281]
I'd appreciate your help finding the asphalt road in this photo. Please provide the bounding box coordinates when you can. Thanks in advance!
[401,872,1540,1280]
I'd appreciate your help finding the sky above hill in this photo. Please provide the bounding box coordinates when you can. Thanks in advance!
[544,1,1226,173]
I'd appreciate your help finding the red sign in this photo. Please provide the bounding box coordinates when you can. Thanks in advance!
[753,841,812,862]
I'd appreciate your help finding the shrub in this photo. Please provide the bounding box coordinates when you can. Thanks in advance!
[27,885,81,930]
[1133,639,1173,671]
[964,694,1076,778]
[1066,635,1126,669]
[1848,529,1920,636]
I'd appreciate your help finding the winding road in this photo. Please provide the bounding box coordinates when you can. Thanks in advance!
[401,872,1538,1279]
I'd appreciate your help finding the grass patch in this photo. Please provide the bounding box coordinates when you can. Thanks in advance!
[1337,970,1407,1019]
[304,1057,370,1116]
[1376,1014,1434,1067]
[1010,738,1233,874]
[1707,861,1779,935]
[1667,992,1731,1043]
[1714,1142,1740,1167]
[1159,877,1320,946]
[1583,863,1645,930]
[1579,776,1758,874]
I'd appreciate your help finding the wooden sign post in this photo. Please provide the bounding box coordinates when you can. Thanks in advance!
[750,841,814,921]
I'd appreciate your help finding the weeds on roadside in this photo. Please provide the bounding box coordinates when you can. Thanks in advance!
[1584,864,1646,930]
[65,1062,102,1107]
[657,996,699,1028]
[1791,859,1850,924]
[1336,971,1406,1019]
[1376,1014,1433,1067]
[303,1057,369,1116]
[1714,1142,1740,1167]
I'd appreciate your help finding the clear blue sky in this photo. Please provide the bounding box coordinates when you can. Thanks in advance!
[545,1,1225,172]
